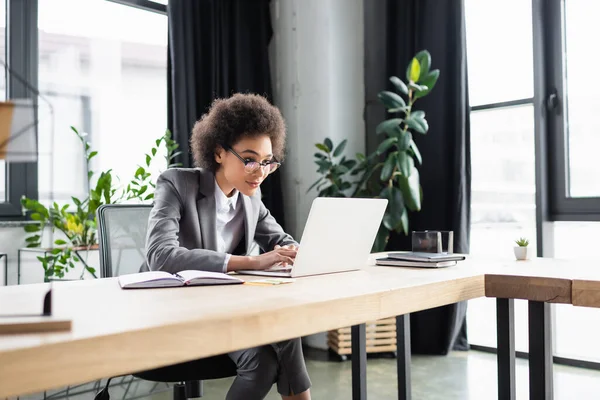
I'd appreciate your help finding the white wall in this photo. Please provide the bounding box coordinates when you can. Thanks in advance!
[269,0,364,349]
[270,0,365,240]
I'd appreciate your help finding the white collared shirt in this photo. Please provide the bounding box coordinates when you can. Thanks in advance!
[214,180,245,273]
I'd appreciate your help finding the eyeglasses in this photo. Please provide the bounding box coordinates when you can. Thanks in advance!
[226,147,281,174]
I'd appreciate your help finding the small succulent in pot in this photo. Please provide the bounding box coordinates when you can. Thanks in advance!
[514,237,531,260]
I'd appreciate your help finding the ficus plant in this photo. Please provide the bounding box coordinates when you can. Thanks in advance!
[308,50,440,252]
[20,128,182,281]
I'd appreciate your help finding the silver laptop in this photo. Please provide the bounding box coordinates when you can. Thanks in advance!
[238,197,387,278]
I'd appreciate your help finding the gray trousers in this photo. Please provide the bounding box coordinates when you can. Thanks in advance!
[226,337,311,399]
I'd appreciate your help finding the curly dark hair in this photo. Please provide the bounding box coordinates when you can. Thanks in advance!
[190,93,286,172]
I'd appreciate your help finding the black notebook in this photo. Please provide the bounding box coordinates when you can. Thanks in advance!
[387,252,466,262]
[118,270,244,289]
[376,257,457,268]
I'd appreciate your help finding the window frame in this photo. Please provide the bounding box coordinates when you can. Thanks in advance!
[0,0,39,220]
[542,0,600,221]
[106,0,166,14]
[0,0,166,219]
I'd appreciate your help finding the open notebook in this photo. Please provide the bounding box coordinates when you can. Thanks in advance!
[118,270,244,289]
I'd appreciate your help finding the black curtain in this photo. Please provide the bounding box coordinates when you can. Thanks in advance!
[364,0,471,354]
[167,0,286,228]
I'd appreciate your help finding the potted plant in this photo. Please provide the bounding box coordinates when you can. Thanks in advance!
[20,127,181,282]
[514,237,531,261]
[308,50,440,252]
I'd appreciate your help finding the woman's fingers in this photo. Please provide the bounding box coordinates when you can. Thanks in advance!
[275,247,298,257]
[278,255,295,267]
[275,244,299,251]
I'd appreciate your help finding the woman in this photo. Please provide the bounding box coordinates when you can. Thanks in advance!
[145,93,311,400]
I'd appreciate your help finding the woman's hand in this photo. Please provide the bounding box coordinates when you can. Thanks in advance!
[274,244,299,251]
[249,246,298,270]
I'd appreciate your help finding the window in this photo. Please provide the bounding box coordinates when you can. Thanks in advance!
[564,1,600,198]
[0,0,166,218]
[37,0,168,205]
[464,0,533,106]
[546,0,600,217]
[0,0,7,203]
[465,0,536,356]
[469,105,537,258]
[466,0,600,369]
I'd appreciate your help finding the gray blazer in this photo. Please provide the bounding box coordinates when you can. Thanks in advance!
[142,168,297,274]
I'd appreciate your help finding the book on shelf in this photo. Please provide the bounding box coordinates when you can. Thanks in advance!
[118,270,244,289]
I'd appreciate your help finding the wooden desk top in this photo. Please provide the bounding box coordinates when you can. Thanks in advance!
[1,253,590,397]
[570,267,600,308]
[482,257,577,304]
[0,260,485,398]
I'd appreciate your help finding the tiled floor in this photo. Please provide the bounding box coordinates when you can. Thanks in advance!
[16,349,600,399]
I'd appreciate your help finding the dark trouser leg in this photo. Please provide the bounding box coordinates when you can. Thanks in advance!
[227,338,311,400]
[227,346,278,400]
[271,338,311,396]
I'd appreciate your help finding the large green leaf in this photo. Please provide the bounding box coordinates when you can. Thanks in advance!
[324,138,334,152]
[399,168,421,211]
[30,213,44,221]
[413,113,429,133]
[396,151,415,177]
[411,110,425,120]
[376,137,398,155]
[382,213,396,231]
[315,143,329,155]
[376,119,403,135]
[378,91,406,110]
[316,159,331,174]
[333,139,348,157]
[415,50,431,81]
[335,165,349,174]
[404,115,428,134]
[414,70,440,99]
[389,76,408,95]
[408,82,429,92]
[399,131,412,151]
[409,58,420,83]
[26,235,41,243]
[342,159,357,170]
[409,139,423,165]
[399,208,409,236]
[380,152,397,181]
[372,224,390,253]
[380,186,405,231]
[24,224,40,233]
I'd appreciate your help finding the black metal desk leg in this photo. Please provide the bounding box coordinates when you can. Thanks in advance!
[528,301,553,400]
[496,298,516,400]
[351,323,367,400]
[2,255,7,286]
[17,249,21,284]
[396,314,411,400]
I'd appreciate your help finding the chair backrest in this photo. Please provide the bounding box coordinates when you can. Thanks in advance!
[97,204,152,278]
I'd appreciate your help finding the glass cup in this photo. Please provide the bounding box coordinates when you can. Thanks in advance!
[411,230,454,254]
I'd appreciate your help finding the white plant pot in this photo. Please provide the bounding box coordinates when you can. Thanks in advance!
[514,246,530,261]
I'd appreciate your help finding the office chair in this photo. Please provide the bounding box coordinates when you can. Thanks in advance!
[95,204,237,400]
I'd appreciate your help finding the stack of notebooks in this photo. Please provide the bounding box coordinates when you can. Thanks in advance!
[376,252,465,268]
